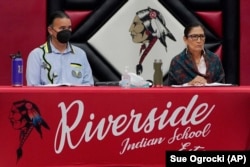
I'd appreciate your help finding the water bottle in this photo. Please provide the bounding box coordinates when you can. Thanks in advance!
[11,51,23,86]
[153,59,163,87]
[121,66,131,88]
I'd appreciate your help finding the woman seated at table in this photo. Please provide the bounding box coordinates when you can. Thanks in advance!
[166,23,225,86]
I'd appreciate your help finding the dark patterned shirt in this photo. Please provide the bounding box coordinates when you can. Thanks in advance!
[166,48,225,85]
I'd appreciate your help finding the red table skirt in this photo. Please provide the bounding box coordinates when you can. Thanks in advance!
[0,86,249,167]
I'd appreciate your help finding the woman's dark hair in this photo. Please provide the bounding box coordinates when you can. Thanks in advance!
[184,23,205,37]
[48,11,70,26]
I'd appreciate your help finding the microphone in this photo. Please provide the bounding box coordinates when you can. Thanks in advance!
[94,81,120,86]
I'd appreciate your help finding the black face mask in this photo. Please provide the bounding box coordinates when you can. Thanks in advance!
[56,29,71,43]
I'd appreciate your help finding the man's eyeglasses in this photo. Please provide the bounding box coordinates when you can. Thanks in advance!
[187,34,206,41]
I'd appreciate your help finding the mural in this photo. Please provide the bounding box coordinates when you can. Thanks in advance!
[87,0,185,81]
[129,7,176,76]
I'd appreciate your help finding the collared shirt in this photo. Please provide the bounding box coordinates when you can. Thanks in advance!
[196,55,206,75]
[26,41,94,86]
[166,48,225,86]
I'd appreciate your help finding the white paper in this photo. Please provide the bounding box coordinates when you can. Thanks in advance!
[171,82,234,87]
[35,83,92,87]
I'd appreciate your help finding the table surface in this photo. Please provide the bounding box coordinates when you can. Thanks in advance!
[0,85,248,93]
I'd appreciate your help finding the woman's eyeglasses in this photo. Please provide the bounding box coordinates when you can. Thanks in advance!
[187,34,206,41]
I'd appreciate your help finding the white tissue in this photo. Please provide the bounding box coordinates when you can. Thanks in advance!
[119,72,151,88]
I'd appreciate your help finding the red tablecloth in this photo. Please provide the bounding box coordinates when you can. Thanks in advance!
[0,86,249,167]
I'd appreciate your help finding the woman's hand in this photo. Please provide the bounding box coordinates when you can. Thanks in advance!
[188,76,207,86]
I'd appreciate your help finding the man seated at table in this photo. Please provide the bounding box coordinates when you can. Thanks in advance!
[26,11,94,86]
